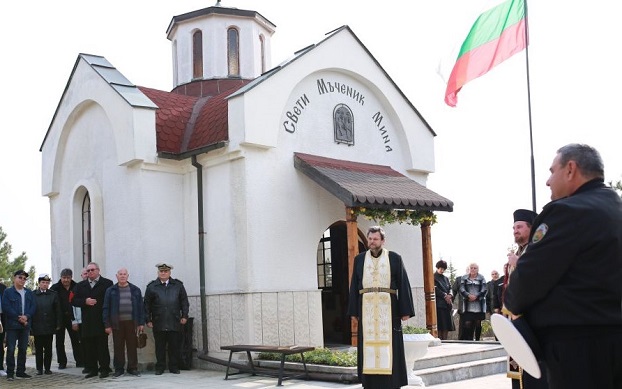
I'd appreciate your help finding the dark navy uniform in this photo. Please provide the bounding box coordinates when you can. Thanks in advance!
[505,179,622,389]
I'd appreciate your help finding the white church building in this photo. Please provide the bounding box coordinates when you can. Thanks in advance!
[40,3,452,357]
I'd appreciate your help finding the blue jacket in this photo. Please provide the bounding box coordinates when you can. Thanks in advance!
[102,282,145,329]
[1,286,36,330]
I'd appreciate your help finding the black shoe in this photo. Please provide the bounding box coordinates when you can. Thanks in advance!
[44,370,52,375]
[155,370,164,375]
[85,371,98,378]
[113,370,124,377]
[82,368,89,374]
[76,363,84,368]
[16,372,31,379]
[58,364,66,370]
[127,370,141,376]
[6,375,14,381]
[169,369,180,374]
[36,370,43,375]
[99,371,110,378]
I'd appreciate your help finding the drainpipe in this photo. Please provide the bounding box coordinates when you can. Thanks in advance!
[191,155,208,353]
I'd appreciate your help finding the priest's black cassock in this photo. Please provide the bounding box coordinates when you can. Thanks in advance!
[347,250,416,389]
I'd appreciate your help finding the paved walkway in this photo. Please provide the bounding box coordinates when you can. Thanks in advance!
[5,352,511,388]
[4,367,510,389]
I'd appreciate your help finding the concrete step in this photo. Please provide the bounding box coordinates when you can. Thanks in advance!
[411,342,508,386]
[414,356,507,386]
[414,343,507,369]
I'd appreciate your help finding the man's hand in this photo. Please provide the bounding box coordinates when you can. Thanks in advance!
[180,318,187,325]
[18,315,28,326]
[401,316,409,321]
[105,327,112,335]
[72,324,79,331]
[507,252,519,267]
[147,322,153,328]
[86,297,97,306]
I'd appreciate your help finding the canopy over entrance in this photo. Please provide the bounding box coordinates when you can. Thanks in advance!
[294,152,453,341]
[293,152,453,211]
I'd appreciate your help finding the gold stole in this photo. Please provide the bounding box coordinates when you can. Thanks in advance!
[361,249,392,375]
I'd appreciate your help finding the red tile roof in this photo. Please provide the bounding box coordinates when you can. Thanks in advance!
[294,152,453,211]
[137,83,248,156]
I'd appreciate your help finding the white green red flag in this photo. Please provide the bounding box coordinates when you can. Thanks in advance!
[444,0,526,107]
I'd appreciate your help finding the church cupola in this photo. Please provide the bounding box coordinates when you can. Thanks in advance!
[166,1,276,95]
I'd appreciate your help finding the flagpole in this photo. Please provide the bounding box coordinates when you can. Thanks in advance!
[523,0,537,212]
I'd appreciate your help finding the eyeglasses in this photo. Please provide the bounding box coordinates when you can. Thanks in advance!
[16,276,27,280]
[86,268,98,272]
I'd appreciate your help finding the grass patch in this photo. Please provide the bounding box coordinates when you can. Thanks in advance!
[257,347,357,367]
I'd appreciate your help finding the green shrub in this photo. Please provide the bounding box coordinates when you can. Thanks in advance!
[257,347,357,367]
[402,325,430,334]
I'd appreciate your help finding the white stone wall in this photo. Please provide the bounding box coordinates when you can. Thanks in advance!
[188,286,426,354]
[187,290,322,354]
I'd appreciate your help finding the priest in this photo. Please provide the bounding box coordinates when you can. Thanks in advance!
[347,226,415,389]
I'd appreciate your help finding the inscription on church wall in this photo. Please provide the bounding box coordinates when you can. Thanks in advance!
[282,78,393,152]
[283,94,310,134]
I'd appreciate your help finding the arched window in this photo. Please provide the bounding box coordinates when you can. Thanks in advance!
[259,34,266,73]
[82,192,92,266]
[193,30,203,79]
[227,27,240,77]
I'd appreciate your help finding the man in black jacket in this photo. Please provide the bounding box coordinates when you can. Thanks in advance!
[71,262,113,378]
[504,144,622,389]
[144,263,189,375]
[0,281,6,377]
[32,273,62,375]
[50,268,83,369]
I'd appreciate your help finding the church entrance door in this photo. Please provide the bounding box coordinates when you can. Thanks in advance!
[316,221,366,346]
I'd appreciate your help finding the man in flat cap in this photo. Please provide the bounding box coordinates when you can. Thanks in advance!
[1,270,35,380]
[32,273,62,375]
[144,263,189,375]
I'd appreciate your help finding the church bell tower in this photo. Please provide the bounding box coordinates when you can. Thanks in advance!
[166,1,276,96]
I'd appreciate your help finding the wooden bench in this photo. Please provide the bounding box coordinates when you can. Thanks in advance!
[220,344,315,386]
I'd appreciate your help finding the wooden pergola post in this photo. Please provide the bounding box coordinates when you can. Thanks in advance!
[346,207,359,346]
[421,220,438,337]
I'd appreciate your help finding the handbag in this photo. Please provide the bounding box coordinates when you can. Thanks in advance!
[137,330,147,349]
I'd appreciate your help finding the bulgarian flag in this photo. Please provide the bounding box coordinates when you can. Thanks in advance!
[444,0,526,107]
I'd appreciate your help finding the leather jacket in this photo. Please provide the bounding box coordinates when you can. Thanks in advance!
[32,288,63,335]
[144,278,189,332]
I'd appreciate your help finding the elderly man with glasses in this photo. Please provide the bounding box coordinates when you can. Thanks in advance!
[72,262,113,378]
[1,270,36,381]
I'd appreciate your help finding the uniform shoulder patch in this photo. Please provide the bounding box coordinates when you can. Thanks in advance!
[532,223,548,243]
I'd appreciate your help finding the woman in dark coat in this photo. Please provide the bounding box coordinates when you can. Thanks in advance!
[433,260,454,340]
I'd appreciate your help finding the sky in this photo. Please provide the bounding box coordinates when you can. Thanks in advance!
[1,0,620,282]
